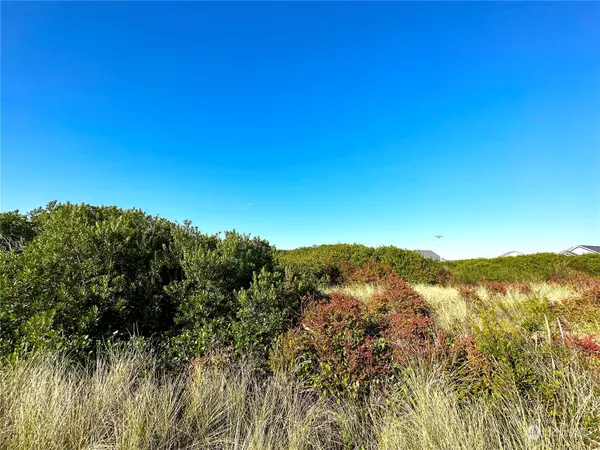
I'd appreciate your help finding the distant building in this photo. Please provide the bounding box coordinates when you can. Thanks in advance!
[499,251,524,257]
[560,245,600,256]
[416,250,443,261]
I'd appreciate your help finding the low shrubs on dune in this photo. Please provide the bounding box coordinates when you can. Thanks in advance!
[567,335,600,360]
[273,275,600,402]
[445,335,494,395]
[3,203,600,448]
[276,244,444,285]
[349,258,395,284]
[448,253,600,285]
[577,275,600,304]
[3,277,600,448]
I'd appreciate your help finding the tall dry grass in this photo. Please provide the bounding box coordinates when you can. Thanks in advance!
[413,282,580,337]
[0,345,339,450]
[1,344,599,449]
[333,282,577,337]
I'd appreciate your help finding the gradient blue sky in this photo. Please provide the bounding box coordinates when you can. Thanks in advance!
[2,2,599,259]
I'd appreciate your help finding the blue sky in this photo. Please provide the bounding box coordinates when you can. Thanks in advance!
[2,2,599,259]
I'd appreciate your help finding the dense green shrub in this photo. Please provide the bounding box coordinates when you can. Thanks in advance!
[232,269,302,357]
[0,203,181,359]
[277,244,443,285]
[279,246,600,287]
[0,202,308,363]
[447,253,600,284]
[0,209,38,251]
[164,222,276,359]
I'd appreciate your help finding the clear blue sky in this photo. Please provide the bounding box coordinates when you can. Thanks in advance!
[2,2,599,259]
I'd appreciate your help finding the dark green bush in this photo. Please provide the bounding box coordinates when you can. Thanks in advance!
[276,243,443,285]
[0,203,181,359]
[0,202,307,363]
[0,209,38,251]
[232,268,308,358]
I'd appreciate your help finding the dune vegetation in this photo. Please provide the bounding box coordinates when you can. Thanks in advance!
[1,203,600,449]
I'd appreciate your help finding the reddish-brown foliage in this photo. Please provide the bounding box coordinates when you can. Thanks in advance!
[551,276,600,324]
[446,336,494,393]
[576,276,600,304]
[335,259,356,284]
[547,272,600,299]
[348,259,394,284]
[301,292,364,335]
[483,281,508,296]
[383,313,438,364]
[547,274,573,285]
[457,285,480,303]
[288,292,393,396]
[567,335,600,360]
[514,282,533,295]
[370,273,430,317]
[271,275,441,397]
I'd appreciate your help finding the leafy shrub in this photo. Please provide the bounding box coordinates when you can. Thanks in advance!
[0,210,38,251]
[369,273,430,317]
[277,244,442,285]
[0,202,307,364]
[383,314,438,365]
[0,203,181,359]
[464,301,574,400]
[232,268,309,358]
[577,275,600,304]
[270,275,439,398]
[550,275,600,335]
[482,281,508,296]
[516,296,553,333]
[456,285,480,304]
[347,258,394,284]
[567,335,600,360]
[272,292,390,397]
[447,253,600,284]
[164,223,277,360]
[446,336,494,395]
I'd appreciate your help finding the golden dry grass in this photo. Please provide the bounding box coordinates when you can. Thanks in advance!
[2,347,599,450]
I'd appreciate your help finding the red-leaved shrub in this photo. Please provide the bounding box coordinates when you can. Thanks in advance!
[457,285,480,303]
[575,276,600,304]
[515,282,533,295]
[446,336,494,394]
[282,292,392,397]
[567,335,600,360]
[370,273,430,317]
[548,272,600,301]
[348,259,394,284]
[483,281,508,296]
[383,313,438,364]
[270,275,440,397]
